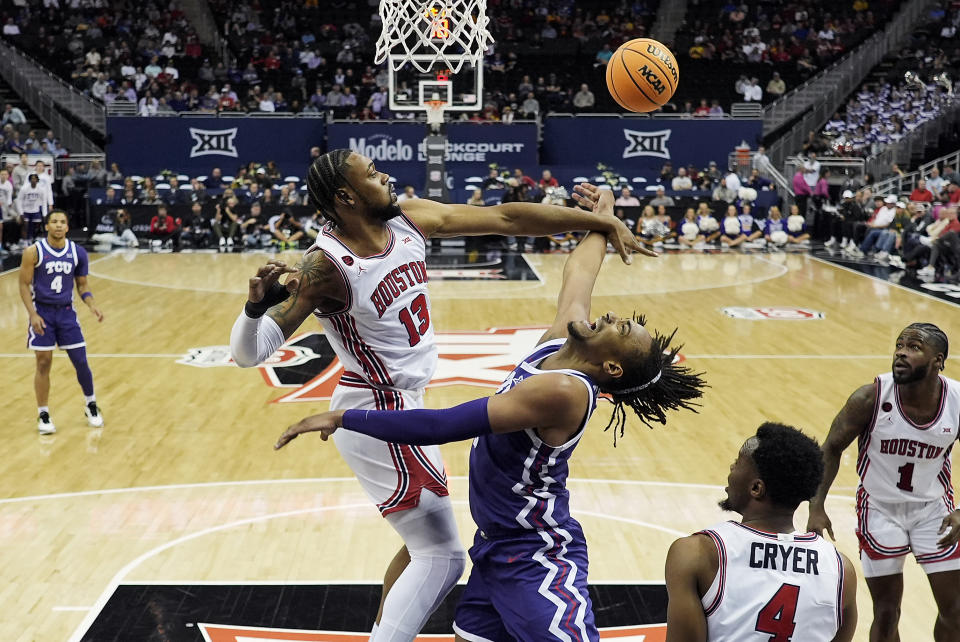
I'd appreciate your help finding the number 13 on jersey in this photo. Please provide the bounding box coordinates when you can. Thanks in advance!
[399,293,430,347]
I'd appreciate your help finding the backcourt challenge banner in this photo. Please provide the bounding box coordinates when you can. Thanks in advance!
[106,116,327,176]
[541,117,763,170]
[327,121,539,189]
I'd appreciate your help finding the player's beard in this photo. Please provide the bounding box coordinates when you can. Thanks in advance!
[892,360,928,384]
[567,320,590,342]
[718,497,734,512]
[371,200,403,222]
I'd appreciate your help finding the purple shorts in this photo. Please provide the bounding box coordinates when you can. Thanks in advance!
[453,521,598,642]
[28,302,85,350]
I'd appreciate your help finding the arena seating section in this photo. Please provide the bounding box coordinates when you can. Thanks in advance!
[0,0,903,118]
[816,4,960,157]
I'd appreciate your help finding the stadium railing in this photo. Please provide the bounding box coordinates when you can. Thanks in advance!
[0,40,105,146]
[764,0,928,167]
[869,115,960,195]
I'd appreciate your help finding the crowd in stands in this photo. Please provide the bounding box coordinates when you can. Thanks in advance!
[0,0,906,121]
[815,5,960,158]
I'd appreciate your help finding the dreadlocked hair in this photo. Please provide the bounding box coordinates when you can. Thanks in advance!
[906,322,949,369]
[305,149,352,228]
[602,314,707,445]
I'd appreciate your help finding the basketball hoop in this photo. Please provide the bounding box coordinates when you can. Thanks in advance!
[376,0,494,74]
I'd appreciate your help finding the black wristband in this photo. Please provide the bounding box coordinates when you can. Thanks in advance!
[244,281,291,318]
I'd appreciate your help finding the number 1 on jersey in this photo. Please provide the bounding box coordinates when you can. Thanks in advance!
[897,462,915,492]
[399,293,430,347]
[755,583,800,641]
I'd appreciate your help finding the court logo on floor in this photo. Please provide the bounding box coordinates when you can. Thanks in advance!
[80,583,667,641]
[721,306,824,320]
[179,327,552,402]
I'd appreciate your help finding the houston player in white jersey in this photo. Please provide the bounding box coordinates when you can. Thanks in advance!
[230,150,648,642]
[808,323,960,642]
[666,422,858,642]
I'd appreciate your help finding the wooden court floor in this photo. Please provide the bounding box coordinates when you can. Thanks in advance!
[1,248,958,641]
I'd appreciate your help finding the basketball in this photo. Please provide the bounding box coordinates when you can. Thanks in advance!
[605,38,679,113]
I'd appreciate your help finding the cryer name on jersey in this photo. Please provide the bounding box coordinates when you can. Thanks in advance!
[878,438,947,459]
[749,542,820,575]
[370,260,429,318]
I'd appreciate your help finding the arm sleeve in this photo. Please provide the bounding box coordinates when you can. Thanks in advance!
[341,397,492,446]
[230,309,285,367]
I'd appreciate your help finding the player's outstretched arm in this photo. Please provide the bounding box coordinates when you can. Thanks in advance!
[230,253,347,367]
[401,191,653,264]
[664,536,710,642]
[807,383,876,539]
[833,553,858,642]
[275,372,588,450]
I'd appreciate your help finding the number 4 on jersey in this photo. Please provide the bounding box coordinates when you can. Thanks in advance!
[755,583,800,641]
[50,275,63,293]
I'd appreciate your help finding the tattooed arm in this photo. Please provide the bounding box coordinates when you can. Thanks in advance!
[230,253,348,367]
[264,251,349,338]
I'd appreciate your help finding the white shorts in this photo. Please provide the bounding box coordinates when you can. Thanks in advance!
[856,492,960,577]
[329,374,448,517]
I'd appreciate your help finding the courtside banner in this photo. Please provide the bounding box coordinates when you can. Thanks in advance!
[106,116,327,176]
[541,117,762,170]
[327,121,539,188]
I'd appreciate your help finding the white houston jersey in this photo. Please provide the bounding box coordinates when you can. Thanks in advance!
[310,212,436,391]
[858,372,960,503]
[699,521,844,642]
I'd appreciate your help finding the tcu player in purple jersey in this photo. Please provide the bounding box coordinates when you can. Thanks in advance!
[18,210,104,434]
[231,151,648,642]
[808,324,960,642]
[274,184,706,641]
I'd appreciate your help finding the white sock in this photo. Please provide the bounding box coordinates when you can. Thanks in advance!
[84,395,96,404]
[38,406,49,415]
[372,492,466,641]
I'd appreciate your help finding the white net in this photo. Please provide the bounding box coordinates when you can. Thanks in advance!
[376,0,493,73]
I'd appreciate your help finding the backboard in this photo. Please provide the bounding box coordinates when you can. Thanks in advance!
[388,53,483,112]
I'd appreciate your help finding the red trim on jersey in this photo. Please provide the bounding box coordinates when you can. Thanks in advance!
[855,490,911,559]
[698,529,726,617]
[322,225,396,259]
[857,378,882,476]
[345,314,395,386]
[309,248,353,318]
[378,443,450,516]
[398,210,427,240]
[916,542,960,564]
[329,314,392,387]
[834,550,845,630]
[731,521,818,541]
[894,376,946,430]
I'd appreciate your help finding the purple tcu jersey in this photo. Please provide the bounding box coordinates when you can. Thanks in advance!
[764,217,787,236]
[469,338,599,536]
[33,239,88,305]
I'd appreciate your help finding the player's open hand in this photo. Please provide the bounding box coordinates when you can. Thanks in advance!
[607,217,657,263]
[248,260,296,303]
[571,183,610,213]
[29,312,46,336]
[275,410,346,449]
[806,507,835,541]
[938,510,960,547]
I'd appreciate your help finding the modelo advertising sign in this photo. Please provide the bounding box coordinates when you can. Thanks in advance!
[541,117,762,170]
[106,116,327,176]
[328,122,538,165]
